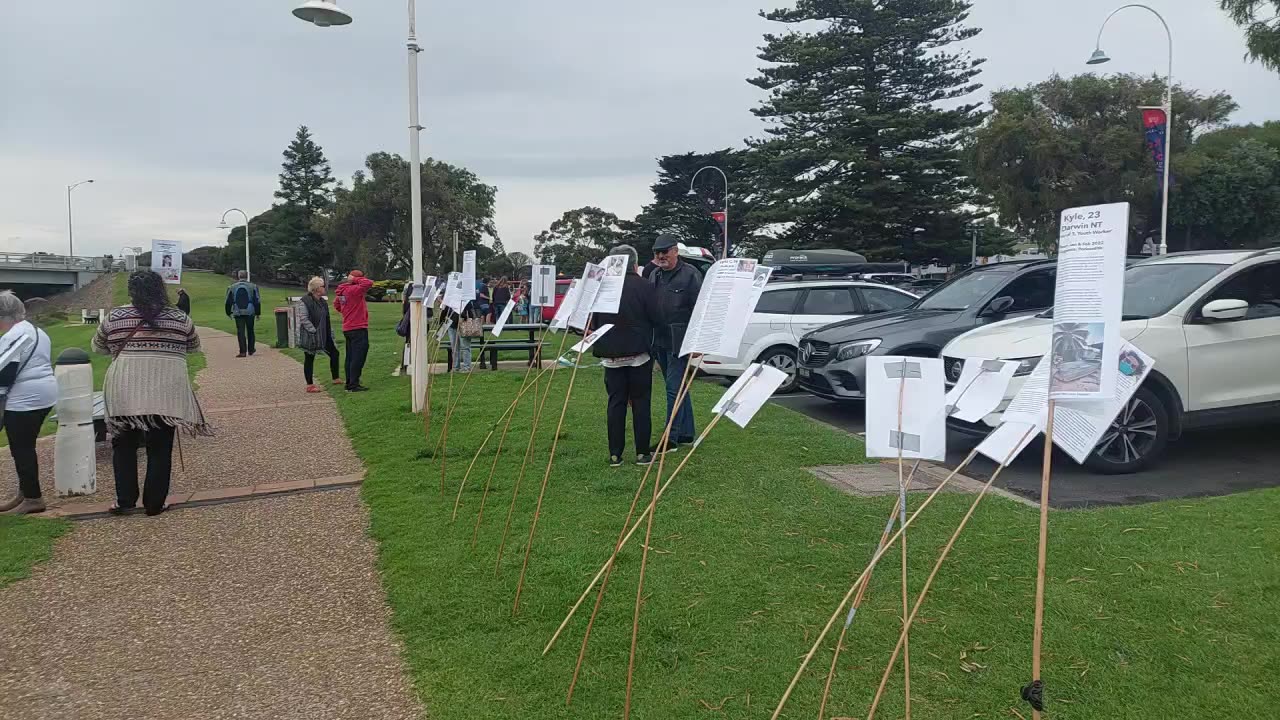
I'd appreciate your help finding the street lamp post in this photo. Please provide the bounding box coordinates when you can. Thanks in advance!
[1088,3,1173,256]
[66,179,94,260]
[294,0,429,411]
[687,166,730,259]
[217,208,251,282]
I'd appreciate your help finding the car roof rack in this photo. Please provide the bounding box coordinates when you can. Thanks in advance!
[1245,246,1280,260]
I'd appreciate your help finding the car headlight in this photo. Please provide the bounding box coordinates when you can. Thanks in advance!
[834,339,882,362]
[1012,356,1042,377]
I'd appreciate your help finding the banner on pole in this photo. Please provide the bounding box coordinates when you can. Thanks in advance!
[462,250,477,301]
[1142,108,1167,188]
[151,239,182,284]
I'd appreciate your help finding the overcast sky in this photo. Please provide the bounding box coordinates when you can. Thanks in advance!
[2,1,1278,261]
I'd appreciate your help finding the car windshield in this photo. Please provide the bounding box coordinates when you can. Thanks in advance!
[915,268,1016,311]
[1038,262,1227,319]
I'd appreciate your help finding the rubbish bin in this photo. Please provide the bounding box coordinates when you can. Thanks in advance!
[274,306,294,348]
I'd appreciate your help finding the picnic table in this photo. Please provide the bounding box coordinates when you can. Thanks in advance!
[444,323,546,372]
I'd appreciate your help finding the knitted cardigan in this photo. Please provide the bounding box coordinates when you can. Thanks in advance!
[92,305,212,436]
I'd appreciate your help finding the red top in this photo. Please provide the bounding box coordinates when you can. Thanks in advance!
[334,276,374,331]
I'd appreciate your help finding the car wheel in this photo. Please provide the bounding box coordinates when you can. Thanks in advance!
[1083,386,1169,475]
[758,347,799,394]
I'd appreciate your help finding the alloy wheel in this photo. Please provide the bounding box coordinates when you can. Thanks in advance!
[1093,396,1159,466]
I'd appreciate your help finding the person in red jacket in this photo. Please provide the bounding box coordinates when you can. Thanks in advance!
[334,270,374,392]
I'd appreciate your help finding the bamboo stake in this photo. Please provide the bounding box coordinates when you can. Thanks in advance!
[817,460,920,720]
[866,427,1037,720]
[768,448,981,720]
[423,313,441,442]
[512,317,593,614]
[544,357,702,657]
[894,364,912,720]
[1030,401,1056,720]
[437,328,458,496]
[495,328,572,574]
[563,358,701,705]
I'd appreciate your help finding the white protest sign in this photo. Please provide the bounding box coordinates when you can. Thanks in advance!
[1051,342,1155,464]
[679,258,758,358]
[550,280,580,332]
[1050,202,1129,400]
[570,324,614,353]
[749,265,774,306]
[946,358,1020,423]
[1000,358,1050,430]
[865,356,947,461]
[977,422,1040,466]
[491,300,516,337]
[569,263,604,331]
[423,276,439,307]
[712,363,790,429]
[462,250,477,301]
[151,239,182,284]
[532,264,557,307]
[443,272,465,314]
[592,255,629,314]
[436,320,451,342]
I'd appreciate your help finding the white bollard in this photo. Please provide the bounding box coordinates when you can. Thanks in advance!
[54,348,97,497]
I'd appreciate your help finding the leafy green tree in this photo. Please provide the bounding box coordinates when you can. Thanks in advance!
[275,125,335,211]
[632,149,761,258]
[1170,138,1280,249]
[967,73,1236,250]
[320,152,498,279]
[1221,1,1280,72]
[747,0,986,262]
[533,207,634,276]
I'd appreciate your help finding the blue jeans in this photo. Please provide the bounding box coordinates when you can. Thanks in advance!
[655,349,695,442]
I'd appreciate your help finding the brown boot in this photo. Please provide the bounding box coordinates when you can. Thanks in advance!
[0,493,22,512]
[3,498,46,515]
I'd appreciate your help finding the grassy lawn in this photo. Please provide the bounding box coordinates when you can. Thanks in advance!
[309,300,1276,720]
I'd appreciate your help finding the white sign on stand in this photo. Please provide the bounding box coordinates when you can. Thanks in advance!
[592,255,629,314]
[712,363,790,429]
[492,301,516,337]
[151,239,182,284]
[423,276,439,308]
[865,356,947,461]
[1050,203,1129,400]
[550,280,580,332]
[570,324,614,353]
[679,258,759,358]
[945,358,1019,423]
[568,263,604,331]
[462,250,477,302]
[443,271,465,314]
[532,264,557,307]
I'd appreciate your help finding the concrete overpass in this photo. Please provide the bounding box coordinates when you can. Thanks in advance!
[0,253,115,296]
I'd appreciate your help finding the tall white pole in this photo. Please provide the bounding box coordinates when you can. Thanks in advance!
[66,187,74,259]
[221,208,251,282]
[407,0,428,412]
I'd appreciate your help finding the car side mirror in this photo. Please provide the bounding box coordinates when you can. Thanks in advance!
[983,296,1015,316]
[1202,298,1249,322]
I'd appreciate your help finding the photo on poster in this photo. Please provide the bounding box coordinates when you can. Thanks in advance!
[1050,321,1105,394]
[593,254,628,314]
[570,324,614,353]
[150,239,183,284]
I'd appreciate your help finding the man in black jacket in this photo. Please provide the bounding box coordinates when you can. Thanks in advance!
[592,245,663,467]
[648,233,702,448]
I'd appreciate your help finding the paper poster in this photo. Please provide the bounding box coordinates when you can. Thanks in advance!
[679,258,759,358]
[568,263,604,331]
[532,264,557,307]
[1051,343,1155,464]
[749,265,774,307]
[945,358,1020,423]
[443,272,465,314]
[436,320,451,342]
[712,363,790,429]
[462,250,477,302]
[550,280,580,332]
[592,255,629,314]
[569,324,614,353]
[492,300,516,337]
[422,276,439,307]
[151,239,182,284]
[976,422,1040,466]
[1000,358,1051,431]
[1050,203,1129,399]
[865,356,947,461]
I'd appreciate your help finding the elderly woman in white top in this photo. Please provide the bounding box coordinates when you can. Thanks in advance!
[0,291,58,515]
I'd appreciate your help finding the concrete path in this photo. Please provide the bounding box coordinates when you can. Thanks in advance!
[0,329,423,720]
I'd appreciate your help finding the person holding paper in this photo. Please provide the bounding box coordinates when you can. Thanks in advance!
[335,270,374,392]
[649,233,702,447]
[592,245,663,466]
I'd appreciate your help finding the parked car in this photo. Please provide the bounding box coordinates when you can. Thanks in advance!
[862,273,917,288]
[796,259,1059,401]
[942,248,1280,474]
[700,279,918,393]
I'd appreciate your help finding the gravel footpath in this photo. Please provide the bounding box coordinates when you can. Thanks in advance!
[0,327,424,719]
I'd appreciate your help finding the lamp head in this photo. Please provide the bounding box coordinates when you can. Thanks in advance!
[1086,48,1111,65]
[216,222,230,230]
[293,0,352,27]
[686,189,698,198]
[86,179,94,184]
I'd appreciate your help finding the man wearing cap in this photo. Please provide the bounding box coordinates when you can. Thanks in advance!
[335,270,374,392]
[648,233,702,448]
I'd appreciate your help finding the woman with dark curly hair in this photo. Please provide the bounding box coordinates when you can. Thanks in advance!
[93,270,210,516]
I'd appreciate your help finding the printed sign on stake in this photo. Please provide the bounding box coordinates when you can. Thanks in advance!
[462,250,477,301]
[151,239,182,284]
[569,324,614,353]
[550,280,580,332]
[865,356,947,461]
[492,301,516,337]
[679,258,759,358]
[532,264,557,307]
[712,363,789,429]
[945,358,1019,423]
[443,272,465,314]
[592,255,629,314]
[569,263,604,331]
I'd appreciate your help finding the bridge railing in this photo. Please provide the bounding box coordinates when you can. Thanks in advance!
[0,252,110,272]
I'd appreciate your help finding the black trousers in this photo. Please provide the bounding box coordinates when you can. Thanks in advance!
[344,329,369,389]
[234,315,257,355]
[5,407,52,499]
[603,360,654,458]
[112,419,176,513]
[304,335,341,385]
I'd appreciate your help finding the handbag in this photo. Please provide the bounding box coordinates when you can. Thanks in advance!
[0,331,38,432]
[460,315,484,338]
[395,310,411,338]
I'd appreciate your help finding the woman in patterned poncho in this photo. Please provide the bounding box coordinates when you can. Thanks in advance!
[93,270,211,516]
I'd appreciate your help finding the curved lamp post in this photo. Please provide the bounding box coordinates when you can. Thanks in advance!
[217,208,251,281]
[66,179,94,259]
[687,166,730,259]
[1089,3,1173,256]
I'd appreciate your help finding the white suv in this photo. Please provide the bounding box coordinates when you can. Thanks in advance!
[700,279,918,393]
[941,249,1280,474]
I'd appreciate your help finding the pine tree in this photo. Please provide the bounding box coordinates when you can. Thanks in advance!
[748,0,986,262]
[275,125,335,211]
